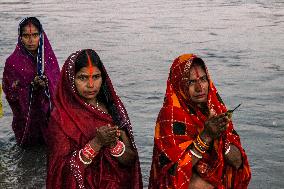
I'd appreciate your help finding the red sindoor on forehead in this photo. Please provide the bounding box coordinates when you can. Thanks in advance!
[86,51,94,85]
[28,22,32,34]
[193,65,200,79]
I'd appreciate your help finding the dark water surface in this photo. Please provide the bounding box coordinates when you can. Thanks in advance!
[0,0,283,188]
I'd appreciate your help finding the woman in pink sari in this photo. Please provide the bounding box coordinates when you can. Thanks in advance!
[2,17,60,147]
[45,49,143,188]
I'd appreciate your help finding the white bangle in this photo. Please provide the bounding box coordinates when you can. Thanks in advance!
[190,149,202,159]
[79,149,92,165]
[111,142,126,157]
[225,145,231,155]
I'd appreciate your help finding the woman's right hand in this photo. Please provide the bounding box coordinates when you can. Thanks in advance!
[31,75,48,90]
[202,112,230,142]
[90,124,118,150]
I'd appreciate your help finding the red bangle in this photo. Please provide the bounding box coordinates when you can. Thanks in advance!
[82,143,98,160]
[110,140,125,157]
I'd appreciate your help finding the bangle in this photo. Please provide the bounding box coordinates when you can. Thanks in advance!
[193,141,206,154]
[82,143,98,160]
[190,149,202,159]
[225,145,231,155]
[79,149,92,165]
[197,135,210,149]
[110,140,126,157]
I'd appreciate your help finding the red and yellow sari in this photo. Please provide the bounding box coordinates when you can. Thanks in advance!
[149,54,251,189]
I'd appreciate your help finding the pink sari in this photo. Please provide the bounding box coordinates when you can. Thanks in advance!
[2,18,60,147]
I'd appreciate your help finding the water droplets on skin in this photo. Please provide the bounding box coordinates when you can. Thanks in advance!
[0,0,284,188]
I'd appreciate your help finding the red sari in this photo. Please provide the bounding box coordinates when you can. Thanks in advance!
[149,54,251,189]
[45,50,142,189]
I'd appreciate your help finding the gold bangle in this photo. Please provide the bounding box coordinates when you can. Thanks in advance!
[197,135,210,149]
[193,141,206,154]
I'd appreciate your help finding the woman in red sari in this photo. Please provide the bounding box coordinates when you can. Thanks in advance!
[45,49,142,189]
[149,54,251,189]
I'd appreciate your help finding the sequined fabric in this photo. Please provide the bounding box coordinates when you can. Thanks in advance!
[148,54,251,189]
[2,19,60,147]
[45,49,142,189]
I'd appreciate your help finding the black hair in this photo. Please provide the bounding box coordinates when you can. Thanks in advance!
[75,49,105,80]
[191,57,206,72]
[19,17,42,36]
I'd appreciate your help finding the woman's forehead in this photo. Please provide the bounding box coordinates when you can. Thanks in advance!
[22,24,38,32]
[188,65,206,78]
[77,66,100,74]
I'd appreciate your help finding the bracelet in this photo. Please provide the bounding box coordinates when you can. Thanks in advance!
[197,135,210,149]
[193,141,206,154]
[190,149,202,159]
[79,149,92,165]
[225,145,231,155]
[82,143,98,160]
[110,140,126,157]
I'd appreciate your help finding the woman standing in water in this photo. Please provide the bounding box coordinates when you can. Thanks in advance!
[2,17,60,147]
[45,49,142,188]
[149,54,251,189]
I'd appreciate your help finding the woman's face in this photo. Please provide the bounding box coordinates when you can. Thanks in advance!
[75,66,102,103]
[184,64,209,105]
[21,23,40,53]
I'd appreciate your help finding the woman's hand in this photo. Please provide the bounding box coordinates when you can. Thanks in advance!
[90,124,118,150]
[202,112,231,143]
[31,75,48,90]
[12,80,19,89]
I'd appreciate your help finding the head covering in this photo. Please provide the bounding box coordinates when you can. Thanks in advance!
[45,49,142,189]
[149,54,251,189]
[2,17,60,146]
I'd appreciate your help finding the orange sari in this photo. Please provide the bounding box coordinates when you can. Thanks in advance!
[149,54,251,189]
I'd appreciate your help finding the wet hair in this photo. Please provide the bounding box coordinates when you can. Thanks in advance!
[19,17,42,36]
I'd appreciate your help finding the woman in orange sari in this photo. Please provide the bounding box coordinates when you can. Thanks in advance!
[149,54,251,189]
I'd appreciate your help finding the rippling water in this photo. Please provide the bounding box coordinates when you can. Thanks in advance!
[0,0,283,188]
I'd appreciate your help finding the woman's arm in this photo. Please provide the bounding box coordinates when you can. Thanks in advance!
[115,130,137,166]
[224,144,243,169]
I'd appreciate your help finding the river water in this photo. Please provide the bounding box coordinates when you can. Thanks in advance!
[0,0,283,188]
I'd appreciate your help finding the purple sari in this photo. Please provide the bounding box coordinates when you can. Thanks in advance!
[2,22,60,147]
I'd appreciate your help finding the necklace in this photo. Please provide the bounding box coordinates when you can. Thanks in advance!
[96,99,99,108]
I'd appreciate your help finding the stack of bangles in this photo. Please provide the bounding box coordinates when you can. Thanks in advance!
[190,135,210,159]
[79,143,99,165]
[110,140,126,157]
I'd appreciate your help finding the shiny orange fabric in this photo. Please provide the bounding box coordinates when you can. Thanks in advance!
[149,54,251,189]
